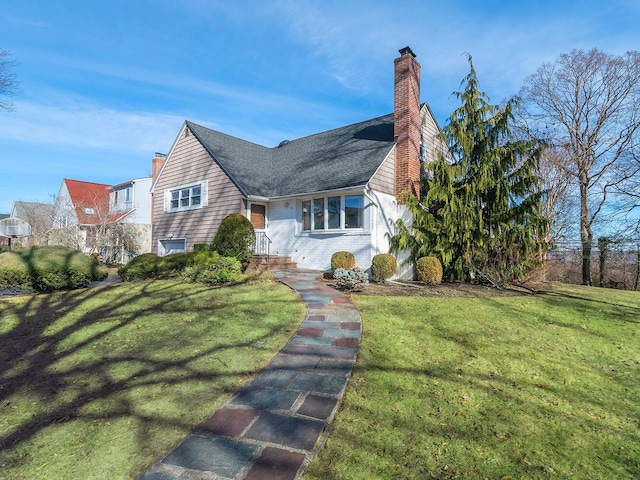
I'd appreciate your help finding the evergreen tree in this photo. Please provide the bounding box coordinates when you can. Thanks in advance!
[391,56,548,286]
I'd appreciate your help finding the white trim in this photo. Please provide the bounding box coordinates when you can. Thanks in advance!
[150,122,189,194]
[164,180,208,212]
[158,237,186,256]
[298,193,366,234]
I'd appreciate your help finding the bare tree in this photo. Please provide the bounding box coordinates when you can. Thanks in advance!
[0,50,19,111]
[518,49,640,285]
[538,147,578,246]
[11,201,54,247]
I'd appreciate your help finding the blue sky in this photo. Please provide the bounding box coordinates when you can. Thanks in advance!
[1,0,639,214]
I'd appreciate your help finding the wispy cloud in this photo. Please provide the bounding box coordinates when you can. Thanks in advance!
[0,97,182,152]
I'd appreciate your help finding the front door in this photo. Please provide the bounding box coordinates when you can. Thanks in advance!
[250,204,269,255]
[250,204,266,230]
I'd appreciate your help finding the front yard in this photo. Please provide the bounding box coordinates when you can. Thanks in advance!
[305,283,639,479]
[0,277,305,479]
[1,276,638,479]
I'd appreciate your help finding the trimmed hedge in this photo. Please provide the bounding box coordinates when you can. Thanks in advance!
[331,251,355,272]
[370,254,397,282]
[0,246,107,291]
[416,256,443,285]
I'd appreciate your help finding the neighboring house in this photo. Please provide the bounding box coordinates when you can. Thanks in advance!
[0,213,8,249]
[51,178,152,262]
[151,47,446,278]
[109,177,153,263]
[10,201,54,247]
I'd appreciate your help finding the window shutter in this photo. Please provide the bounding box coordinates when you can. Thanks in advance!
[200,181,208,207]
[163,189,170,212]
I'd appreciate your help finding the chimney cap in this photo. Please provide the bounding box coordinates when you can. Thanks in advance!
[398,46,416,58]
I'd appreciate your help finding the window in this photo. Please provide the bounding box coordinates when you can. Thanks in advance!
[328,196,341,229]
[124,187,131,202]
[302,200,311,230]
[159,238,186,256]
[83,206,96,215]
[166,182,206,212]
[313,198,324,230]
[345,195,363,229]
[300,194,364,231]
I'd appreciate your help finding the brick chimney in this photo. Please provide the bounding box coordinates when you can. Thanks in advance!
[394,46,421,202]
[152,153,166,183]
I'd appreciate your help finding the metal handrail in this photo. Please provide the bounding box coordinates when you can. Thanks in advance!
[254,231,272,263]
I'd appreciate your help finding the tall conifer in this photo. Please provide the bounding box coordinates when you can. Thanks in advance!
[391,56,548,285]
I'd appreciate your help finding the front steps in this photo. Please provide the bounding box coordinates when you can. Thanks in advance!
[249,255,297,271]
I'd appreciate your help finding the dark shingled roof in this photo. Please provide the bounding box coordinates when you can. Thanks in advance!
[186,112,395,198]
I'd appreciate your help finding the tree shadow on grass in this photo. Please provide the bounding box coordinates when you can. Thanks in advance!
[0,278,303,477]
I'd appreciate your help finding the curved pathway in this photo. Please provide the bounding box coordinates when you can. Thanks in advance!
[139,269,361,480]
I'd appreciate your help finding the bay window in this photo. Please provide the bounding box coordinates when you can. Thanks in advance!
[300,194,364,232]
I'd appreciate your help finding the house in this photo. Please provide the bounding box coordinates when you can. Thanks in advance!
[150,47,446,278]
[108,177,153,262]
[10,201,54,247]
[51,177,152,262]
[0,213,9,249]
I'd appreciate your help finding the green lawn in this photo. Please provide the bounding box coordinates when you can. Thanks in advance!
[305,284,640,480]
[0,277,305,480]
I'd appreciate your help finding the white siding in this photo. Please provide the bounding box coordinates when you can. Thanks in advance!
[265,188,413,279]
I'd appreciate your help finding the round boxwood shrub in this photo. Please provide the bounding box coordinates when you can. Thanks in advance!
[416,256,443,285]
[0,246,107,291]
[370,253,397,283]
[331,251,355,272]
[211,214,255,265]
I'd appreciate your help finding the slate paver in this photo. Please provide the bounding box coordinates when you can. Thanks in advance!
[231,387,300,411]
[297,394,339,421]
[289,373,348,395]
[197,406,259,437]
[244,412,325,450]
[244,447,307,480]
[138,472,185,480]
[162,436,259,477]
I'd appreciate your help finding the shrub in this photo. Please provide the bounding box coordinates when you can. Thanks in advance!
[333,267,369,291]
[331,251,355,272]
[416,256,443,285]
[211,214,255,265]
[193,243,212,252]
[370,254,397,282]
[118,253,159,281]
[118,252,189,281]
[0,246,107,291]
[157,252,188,275]
[183,254,241,285]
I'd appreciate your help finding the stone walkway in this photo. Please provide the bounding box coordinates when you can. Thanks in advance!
[139,269,361,480]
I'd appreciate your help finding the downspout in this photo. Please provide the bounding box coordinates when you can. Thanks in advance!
[364,186,379,260]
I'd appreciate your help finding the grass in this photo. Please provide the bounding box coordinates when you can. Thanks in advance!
[304,283,640,479]
[0,276,305,480]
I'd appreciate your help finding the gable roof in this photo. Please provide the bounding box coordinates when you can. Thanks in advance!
[185,112,396,198]
[63,179,127,225]
[11,201,54,220]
